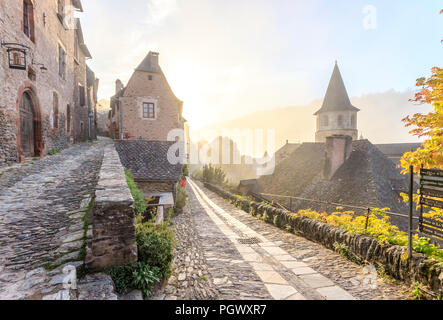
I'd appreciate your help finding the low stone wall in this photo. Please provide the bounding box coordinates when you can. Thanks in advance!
[87,144,137,270]
[204,182,443,297]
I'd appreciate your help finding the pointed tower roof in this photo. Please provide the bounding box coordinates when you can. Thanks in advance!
[314,62,360,115]
[136,51,162,73]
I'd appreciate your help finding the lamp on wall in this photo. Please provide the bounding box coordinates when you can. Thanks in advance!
[31,59,48,73]
[1,42,29,70]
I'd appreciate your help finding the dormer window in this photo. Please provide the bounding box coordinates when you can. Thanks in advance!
[143,103,155,119]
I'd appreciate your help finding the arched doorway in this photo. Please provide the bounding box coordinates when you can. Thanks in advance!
[19,91,35,157]
[18,89,42,158]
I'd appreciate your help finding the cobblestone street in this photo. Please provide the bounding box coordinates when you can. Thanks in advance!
[157,179,410,300]
[0,141,412,300]
[0,139,110,300]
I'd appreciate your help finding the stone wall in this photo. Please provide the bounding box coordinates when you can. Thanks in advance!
[204,182,443,297]
[0,109,18,165]
[137,181,176,194]
[87,144,137,270]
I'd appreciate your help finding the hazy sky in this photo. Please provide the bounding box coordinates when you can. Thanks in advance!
[79,0,442,129]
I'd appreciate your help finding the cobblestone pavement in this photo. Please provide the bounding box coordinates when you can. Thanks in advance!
[0,138,111,300]
[174,179,410,300]
[151,202,219,300]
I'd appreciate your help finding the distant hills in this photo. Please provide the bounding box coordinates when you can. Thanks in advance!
[195,90,428,151]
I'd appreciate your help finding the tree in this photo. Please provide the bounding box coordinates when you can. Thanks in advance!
[399,10,442,218]
[400,9,443,174]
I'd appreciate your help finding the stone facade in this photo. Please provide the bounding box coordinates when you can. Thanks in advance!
[87,144,137,270]
[315,110,359,142]
[0,0,95,166]
[109,52,185,141]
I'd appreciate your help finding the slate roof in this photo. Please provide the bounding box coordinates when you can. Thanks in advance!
[256,140,414,231]
[375,143,422,156]
[314,62,360,115]
[274,143,301,166]
[136,51,162,73]
[115,140,183,182]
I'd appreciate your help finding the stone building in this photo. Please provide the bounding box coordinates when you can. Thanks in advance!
[109,51,185,141]
[315,62,360,142]
[96,99,110,137]
[0,0,95,166]
[111,52,186,212]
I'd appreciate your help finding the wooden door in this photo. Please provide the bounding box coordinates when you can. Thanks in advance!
[20,92,34,157]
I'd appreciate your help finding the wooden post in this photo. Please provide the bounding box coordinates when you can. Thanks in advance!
[408,165,414,259]
[365,208,370,231]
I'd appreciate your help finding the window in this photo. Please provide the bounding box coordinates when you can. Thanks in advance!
[53,93,59,129]
[148,75,153,80]
[337,114,344,127]
[57,0,65,21]
[67,105,71,133]
[79,85,85,106]
[58,45,66,79]
[74,32,79,61]
[23,1,35,42]
[321,115,329,127]
[351,114,356,128]
[143,103,155,119]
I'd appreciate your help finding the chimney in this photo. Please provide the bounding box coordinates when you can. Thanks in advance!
[115,79,123,94]
[323,135,352,180]
[150,52,159,69]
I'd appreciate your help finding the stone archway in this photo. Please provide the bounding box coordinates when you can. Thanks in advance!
[16,84,43,160]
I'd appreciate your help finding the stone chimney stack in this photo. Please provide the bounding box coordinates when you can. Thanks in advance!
[150,52,159,68]
[115,79,124,94]
[323,135,353,180]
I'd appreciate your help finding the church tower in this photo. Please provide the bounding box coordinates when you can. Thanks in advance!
[314,62,360,142]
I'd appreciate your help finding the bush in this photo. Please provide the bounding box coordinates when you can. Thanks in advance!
[175,184,188,213]
[182,164,189,177]
[108,262,161,298]
[109,263,134,294]
[125,168,146,215]
[273,215,282,228]
[192,169,203,181]
[48,148,61,156]
[131,263,161,297]
[202,164,226,186]
[135,217,175,279]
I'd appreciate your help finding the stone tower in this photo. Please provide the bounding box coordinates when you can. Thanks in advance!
[314,62,360,142]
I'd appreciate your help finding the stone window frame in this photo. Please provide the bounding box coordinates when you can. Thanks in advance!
[58,44,67,79]
[23,0,36,43]
[142,102,156,119]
